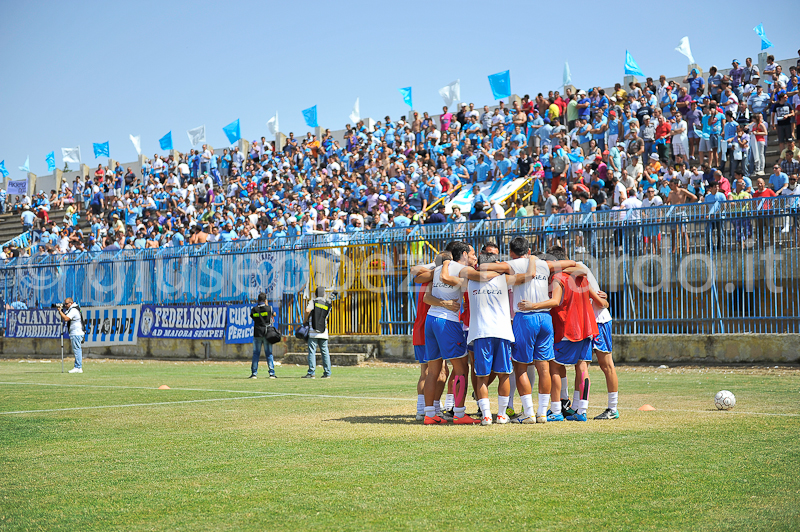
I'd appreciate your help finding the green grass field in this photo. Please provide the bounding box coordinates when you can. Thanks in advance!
[1,359,798,531]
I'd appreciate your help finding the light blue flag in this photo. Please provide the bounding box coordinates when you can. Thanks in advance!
[159,132,173,151]
[488,70,511,100]
[399,87,413,107]
[45,151,55,172]
[302,105,319,128]
[0,160,7,178]
[93,141,110,158]
[753,24,773,50]
[563,62,572,88]
[19,156,29,173]
[223,119,241,144]
[624,50,644,77]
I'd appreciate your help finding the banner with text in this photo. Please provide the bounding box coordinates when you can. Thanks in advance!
[83,305,139,347]
[225,304,253,344]
[5,308,64,339]
[138,305,226,339]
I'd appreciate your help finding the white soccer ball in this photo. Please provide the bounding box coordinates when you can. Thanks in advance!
[714,390,736,410]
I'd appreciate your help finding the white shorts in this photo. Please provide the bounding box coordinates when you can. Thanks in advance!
[672,140,688,156]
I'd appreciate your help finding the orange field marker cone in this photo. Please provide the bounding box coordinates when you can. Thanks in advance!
[638,404,655,411]
[158,385,170,390]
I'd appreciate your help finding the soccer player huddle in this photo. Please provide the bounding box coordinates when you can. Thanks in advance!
[411,238,619,426]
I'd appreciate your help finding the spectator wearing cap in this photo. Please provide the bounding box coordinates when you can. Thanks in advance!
[684,68,704,98]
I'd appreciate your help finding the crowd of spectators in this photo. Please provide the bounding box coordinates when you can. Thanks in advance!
[3,53,800,258]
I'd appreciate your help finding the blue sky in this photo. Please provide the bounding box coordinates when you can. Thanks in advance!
[1,0,798,175]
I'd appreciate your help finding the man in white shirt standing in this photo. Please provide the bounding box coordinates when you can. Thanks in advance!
[58,298,85,373]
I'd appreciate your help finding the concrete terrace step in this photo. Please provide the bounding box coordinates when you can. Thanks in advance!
[280,352,368,366]
[327,343,378,357]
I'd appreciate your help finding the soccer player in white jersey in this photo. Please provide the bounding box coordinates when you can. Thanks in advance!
[479,237,576,423]
[456,251,540,425]
[422,242,479,425]
[580,262,619,420]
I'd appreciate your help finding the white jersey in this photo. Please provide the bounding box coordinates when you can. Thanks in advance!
[428,261,465,322]
[577,261,611,324]
[506,257,550,313]
[466,275,514,344]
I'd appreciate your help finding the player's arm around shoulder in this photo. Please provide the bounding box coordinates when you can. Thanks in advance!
[518,280,563,311]
[546,259,577,273]
[438,260,462,286]
[506,255,540,286]
[458,265,500,282]
[423,282,460,313]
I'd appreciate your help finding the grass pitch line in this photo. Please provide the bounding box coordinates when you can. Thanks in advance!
[0,394,289,415]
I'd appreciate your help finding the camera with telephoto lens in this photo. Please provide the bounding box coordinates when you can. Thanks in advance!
[51,303,65,311]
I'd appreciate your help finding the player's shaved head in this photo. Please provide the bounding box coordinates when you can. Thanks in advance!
[434,251,453,267]
[477,253,500,266]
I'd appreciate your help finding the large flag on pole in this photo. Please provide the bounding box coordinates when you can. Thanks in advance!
[267,112,279,136]
[753,24,773,50]
[675,37,695,64]
[18,156,29,173]
[45,151,56,172]
[563,62,572,88]
[438,80,461,108]
[93,141,110,158]
[399,87,413,108]
[130,134,141,155]
[624,50,644,76]
[159,132,173,151]
[349,98,361,124]
[187,125,206,146]
[302,105,318,128]
[222,119,241,145]
[61,146,81,164]
[488,70,511,100]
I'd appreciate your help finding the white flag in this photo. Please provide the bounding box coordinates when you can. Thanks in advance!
[267,112,279,136]
[129,135,141,155]
[187,125,206,146]
[61,146,81,164]
[438,80,461,108]
[675,36,695,65]
[349,98,360,124]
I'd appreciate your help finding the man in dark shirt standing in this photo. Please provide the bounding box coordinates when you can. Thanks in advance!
[426,204,447,224]
[249,292,276,379]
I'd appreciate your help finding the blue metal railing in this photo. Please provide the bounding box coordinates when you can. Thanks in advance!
[2,195,799,335]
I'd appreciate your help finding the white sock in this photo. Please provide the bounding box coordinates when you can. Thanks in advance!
[454,406,466,419]
[424,406,435,418]
[417,394,424,414]
[576,399,588,415]
[608,392,618,412]
[433,400,441,416]
[572,390,581,409]
[497,395,509,419]
[561,378,569,400]
[537,394,550,417]
[478,398,491,419]
[445,393,454,411]
[551,400,562,415]
[521,394,534,418]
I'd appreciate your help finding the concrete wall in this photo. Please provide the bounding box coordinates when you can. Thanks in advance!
[2,333,798,364]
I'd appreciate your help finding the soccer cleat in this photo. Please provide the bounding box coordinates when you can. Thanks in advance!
[593,408,620,420]
[415,413,425,421]
[68,368,83,374]
[536,415,548,424]
[511,415,536,424]
[547,412,565,422]
[301,374,315,379]
[441,409,454,422]
[565,412,588,422]
[248,374,257,379]
[424,415,448,425]
[561,398,572,410]
[453,415,481,425]
[496,414,509,425]
[562,406,577,417]
[505,407,517,419]
[480,416,493,426]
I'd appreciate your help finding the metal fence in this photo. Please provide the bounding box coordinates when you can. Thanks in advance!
[2,196,799,335]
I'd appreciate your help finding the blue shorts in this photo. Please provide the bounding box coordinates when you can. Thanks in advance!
[424,315,467,362]
[593,322,612,354]
[414,345,426,363]
[473,337,513,377]
[553,338,593,366]
[511,312,554,364]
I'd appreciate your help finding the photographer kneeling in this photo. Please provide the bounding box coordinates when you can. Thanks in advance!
[302,287,332,379]
[58,297,85,374]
